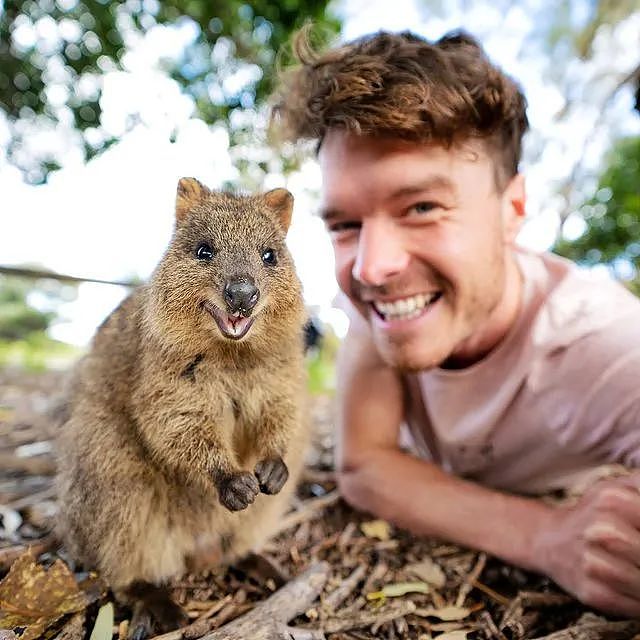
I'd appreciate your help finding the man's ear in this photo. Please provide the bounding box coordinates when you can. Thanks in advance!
[501,173,526,244]
[176,177,209,222]
[263,188,294,231]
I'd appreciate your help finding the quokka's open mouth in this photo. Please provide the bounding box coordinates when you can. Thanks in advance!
[203,302,255,340]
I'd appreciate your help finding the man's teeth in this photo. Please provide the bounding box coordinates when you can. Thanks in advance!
[373,293,439,320]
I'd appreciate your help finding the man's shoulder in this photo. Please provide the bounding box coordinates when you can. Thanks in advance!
[523,250,640,354]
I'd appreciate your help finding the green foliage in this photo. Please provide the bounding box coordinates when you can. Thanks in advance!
[306,324,339,396]
[0,0,340,182]
[0,273,80,369]
[0,275,55,340]
[0,332,80,371]
[555,136,640,293]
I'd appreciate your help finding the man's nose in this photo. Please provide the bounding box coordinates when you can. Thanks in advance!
[352,219,409,286]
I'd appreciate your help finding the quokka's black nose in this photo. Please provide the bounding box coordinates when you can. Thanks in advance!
[224,279,260,315]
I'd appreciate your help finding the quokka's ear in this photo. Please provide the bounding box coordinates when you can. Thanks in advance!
[263,188,294,231]
[176,177,209,222]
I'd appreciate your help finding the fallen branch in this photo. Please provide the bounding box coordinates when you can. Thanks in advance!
[530,619,640,640]
[274,625,326,640]
[200,562,330,640]
[150,597,233,640]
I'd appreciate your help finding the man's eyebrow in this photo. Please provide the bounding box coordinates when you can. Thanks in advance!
[389,175,456,199]
[317,207,343,222]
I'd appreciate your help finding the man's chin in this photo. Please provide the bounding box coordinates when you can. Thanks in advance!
[373,336,448,373]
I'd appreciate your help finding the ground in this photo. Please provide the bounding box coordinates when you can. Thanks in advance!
[1,368,639,640]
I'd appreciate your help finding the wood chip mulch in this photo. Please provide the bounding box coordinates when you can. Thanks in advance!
[1,368,639,640]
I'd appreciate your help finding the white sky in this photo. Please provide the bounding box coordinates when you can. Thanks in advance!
[1,1,640,345]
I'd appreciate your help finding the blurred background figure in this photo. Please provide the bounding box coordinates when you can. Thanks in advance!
[0,0,639,391]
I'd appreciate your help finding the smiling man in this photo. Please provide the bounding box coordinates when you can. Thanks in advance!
[273,30,640,615]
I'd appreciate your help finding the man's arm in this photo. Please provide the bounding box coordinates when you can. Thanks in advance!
[335,324,640,616]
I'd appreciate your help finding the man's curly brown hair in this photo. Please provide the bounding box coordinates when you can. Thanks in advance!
[272,29,529,189]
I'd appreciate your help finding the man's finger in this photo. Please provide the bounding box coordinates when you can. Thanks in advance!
[583,546,640,600]
[586,484,640,531]
[585,512,640,566]
[577,576,640,617]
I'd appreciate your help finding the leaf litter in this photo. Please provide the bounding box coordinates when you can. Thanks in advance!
[2,369,640,639]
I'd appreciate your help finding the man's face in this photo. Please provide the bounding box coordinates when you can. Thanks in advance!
[319,130,524,371]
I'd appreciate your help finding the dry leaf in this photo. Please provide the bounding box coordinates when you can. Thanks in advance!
[437,632,470,640]
[88,602,114,640]
[415,605,471,621]
[405,558,446,588]
[0,551,87,640]
[360,520,391,541]
[367,581,430,601]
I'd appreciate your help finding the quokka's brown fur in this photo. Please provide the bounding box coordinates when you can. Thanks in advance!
[55,179,307,602]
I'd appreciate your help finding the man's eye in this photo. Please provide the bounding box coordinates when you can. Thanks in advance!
[410,202,437,215]
[329,221,361,233]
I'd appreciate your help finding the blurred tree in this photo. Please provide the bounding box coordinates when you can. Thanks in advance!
[0,272,76,340]
[0,272,82,369]
[420,0,639,222]
[555,136,640,293]
[0,279,53,341]
[0,0,339,183]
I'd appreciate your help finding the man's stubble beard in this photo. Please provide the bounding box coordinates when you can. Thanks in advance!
[372,250,508,373]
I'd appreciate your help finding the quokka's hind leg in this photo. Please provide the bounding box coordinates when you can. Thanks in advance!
[119,581,188,640]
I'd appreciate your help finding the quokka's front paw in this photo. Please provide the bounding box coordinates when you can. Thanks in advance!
[217,471,260,511]
[254,456,289,495]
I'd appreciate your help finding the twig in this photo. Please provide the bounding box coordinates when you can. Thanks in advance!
[322,565,367,613]
[469,578,511,607]
[455,552,486,607]
[0,452,56,475]
[530,619,640,640]
[518,591,573,608]
[301,469,336,485]
[0,535,57,572]
[504,610,540,639]
[361,561,388,594]
[324,601,416,634]
[273,491,340,536]
[479,610,509,640]
[0,265,136,288]
[54,611,85,640]
[337,521,357,551]
[6,485,57,510]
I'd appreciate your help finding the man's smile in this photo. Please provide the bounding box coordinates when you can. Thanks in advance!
[370,291,443,322]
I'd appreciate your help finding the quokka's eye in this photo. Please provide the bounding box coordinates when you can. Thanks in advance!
[262,248,277,266]
[195,243,214,260]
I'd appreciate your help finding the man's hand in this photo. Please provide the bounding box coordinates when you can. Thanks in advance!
[534,472,640,617]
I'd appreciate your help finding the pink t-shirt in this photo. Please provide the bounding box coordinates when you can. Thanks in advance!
[400,249,640,494]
